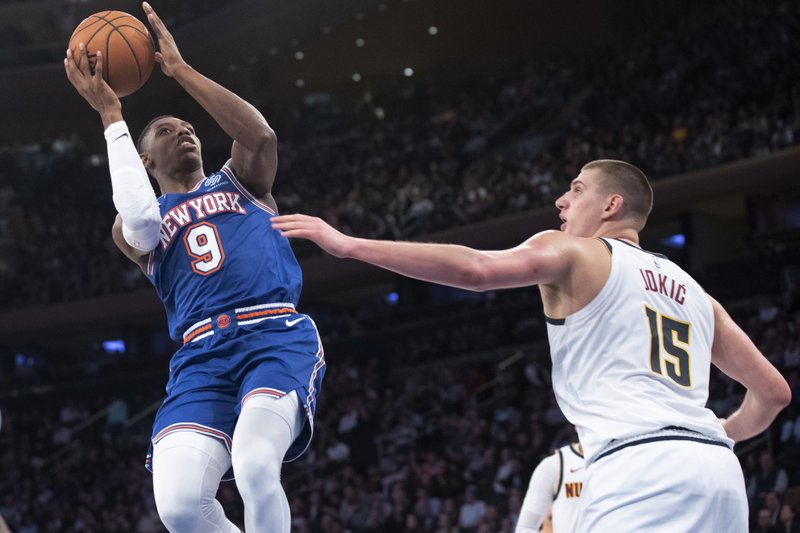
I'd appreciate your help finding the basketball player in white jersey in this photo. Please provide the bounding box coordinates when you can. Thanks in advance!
[271,159,792,531]
[517,442,584,533]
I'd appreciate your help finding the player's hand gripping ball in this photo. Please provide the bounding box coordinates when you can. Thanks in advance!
[68,11,155,97]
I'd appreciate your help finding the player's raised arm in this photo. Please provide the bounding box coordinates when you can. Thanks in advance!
[709,296,791,442]
[64,45,161,260]
[142,1,277,198]
[271,214,570,291]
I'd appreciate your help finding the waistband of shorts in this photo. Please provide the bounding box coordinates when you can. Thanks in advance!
[590,426,730,465]
[182,302,297,344]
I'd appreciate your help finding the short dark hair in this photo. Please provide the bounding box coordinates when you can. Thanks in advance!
[136,114,175,152]
[582,159,653,230]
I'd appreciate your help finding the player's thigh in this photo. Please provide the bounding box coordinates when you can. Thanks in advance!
[152,430,232,505]
[579,440,747,533]
[232,391,304,456]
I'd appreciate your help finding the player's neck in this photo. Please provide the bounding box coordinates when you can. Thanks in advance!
[593,223,639,245]
[157,171,205,194]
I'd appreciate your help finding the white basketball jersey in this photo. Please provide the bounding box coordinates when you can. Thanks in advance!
[552,443,584,533]
[546,238,731,463]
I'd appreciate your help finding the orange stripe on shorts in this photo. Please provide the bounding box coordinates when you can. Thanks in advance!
[235,308,297,320]
[183,323,213,344]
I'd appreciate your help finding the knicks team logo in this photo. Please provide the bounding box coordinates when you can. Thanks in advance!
[216,314,231,329]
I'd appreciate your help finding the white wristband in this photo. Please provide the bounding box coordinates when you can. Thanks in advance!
[104,121,162,252]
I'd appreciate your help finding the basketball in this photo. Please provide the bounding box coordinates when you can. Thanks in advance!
[68,11,155,97]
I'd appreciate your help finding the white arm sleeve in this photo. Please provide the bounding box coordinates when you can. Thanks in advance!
[515,453,559,533]
[104,121,161,252]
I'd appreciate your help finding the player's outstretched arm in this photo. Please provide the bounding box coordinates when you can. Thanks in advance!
[65,45,160,257]
[142,2,277,197]
[271,214,569,291]
[709,296,791,442]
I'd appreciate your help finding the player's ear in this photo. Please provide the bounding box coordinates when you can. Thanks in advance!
[140,152,152,169]
[602,193,624,219]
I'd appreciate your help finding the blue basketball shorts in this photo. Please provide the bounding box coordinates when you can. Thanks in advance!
[145,303,326,477]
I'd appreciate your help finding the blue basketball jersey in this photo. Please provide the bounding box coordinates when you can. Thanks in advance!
[145,163,303,341]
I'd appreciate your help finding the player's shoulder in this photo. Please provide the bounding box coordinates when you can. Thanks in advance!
[523,231,609,261]
[526,230,606,246]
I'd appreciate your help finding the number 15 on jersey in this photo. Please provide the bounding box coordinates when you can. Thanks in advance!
[645,306,692,388]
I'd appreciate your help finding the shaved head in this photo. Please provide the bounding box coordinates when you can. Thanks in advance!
[582,159,653,230]
[137,114,175,152]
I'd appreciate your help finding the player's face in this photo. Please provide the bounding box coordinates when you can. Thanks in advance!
[144,117,202,174]
[554,168,608,237]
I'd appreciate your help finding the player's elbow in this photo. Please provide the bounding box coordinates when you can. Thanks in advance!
[255,125,277,150]
[754,375,793,419]
[116,197,162,252]
[461,257,494,292]
[122,220,160,252]
[114,194,161,229]
[243,126,277,162]
[769,378,792,411]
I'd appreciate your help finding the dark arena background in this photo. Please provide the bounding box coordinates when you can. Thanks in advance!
[1,0,799,531]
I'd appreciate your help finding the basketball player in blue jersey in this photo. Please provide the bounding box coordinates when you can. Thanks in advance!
[272,159,791,531]
[64,3,324,532]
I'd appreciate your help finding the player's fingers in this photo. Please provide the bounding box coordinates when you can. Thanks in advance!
[271,220,299,230]
[275,229,309,239]
[64,49,88,87]
[64,60,79,85]
[94,51,104,80]
[77,43,87,73]
[271,219,308,231]
[77,43,95,76]
[276,221,316,234]
[143,2,167,37]
[63,56,75,83]
[64,49,77,76]
[272,214,309,223]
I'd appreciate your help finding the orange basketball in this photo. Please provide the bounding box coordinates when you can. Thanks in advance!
[68,11,155,97]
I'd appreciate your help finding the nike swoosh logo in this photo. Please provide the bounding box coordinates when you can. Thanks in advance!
[570,467,583,473]
[285,316,307,327]
[113,133,129,143]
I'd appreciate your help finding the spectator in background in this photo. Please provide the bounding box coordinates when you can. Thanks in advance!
[748,451,790,504]
[493,448,523,497]
[763,491,785,527]
[777,504,800,533]
[781,405,800,449]
[754,507,782,533]
[459,485,486,531]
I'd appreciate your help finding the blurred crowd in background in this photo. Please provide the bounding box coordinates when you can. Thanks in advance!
[0,1,799,532]
[0,0,221,67]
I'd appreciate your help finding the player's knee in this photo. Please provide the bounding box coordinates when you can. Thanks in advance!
[154,481,217,531]
[155,493,199,532]
[232,439,282,496]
